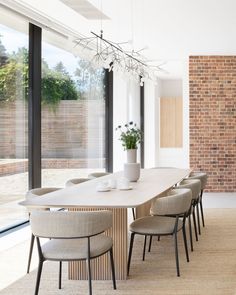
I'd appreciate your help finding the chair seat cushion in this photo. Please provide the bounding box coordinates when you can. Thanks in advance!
[42,235,112,261]
[129,216,183,235]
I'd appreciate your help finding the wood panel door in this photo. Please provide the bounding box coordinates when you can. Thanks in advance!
[160,97,183,148]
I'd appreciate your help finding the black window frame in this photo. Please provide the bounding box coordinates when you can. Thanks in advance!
[1,22,113,233]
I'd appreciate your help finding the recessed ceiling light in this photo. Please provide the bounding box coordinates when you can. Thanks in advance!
[61,0,110,20]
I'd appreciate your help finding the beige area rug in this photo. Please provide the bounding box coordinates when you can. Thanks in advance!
[1,209,236,295]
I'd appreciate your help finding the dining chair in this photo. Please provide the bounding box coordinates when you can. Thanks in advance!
[88,172,110,179]
[26,187,61,274]
[30,210,116,295]
[176,179,201,251]
[186,172,208,230]
[65,177,90,187]
[127,188,192,277]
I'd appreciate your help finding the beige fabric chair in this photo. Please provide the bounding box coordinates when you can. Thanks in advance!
[187,172,208,228]
[30,210,116,295]
[65,177,90,187]
[26,187,61,274]
[26,187,61,201]
[88,172,110,179]
[176,179,201,251]
[127,188,192,277]
[189,172,207,189]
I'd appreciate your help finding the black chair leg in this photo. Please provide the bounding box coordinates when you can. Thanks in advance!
[109,248,116,290]
[59,261,62,289]
[127,233,135,275]
[158,235,160,241]
[192,206,198,241]
[188,215,193,252]
[182,225,189,262]
[174,231,180,277]
[148,235,152,252]
[196,202,201,235]
[142,235,147,261]
[200,190,205,227]
[34,260,43,295]
[132,208,136,220]
[86,257,92,295]
[27,234,35,274]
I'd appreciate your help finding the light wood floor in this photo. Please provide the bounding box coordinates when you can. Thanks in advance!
[0,209,236,295]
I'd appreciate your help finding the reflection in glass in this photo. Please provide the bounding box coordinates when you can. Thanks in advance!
[41,34,106,188]
[0,22,28,230]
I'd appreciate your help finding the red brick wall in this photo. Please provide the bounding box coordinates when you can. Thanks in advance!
[0,159,105,176]
[0,100,105,159]
[189,56,236,192]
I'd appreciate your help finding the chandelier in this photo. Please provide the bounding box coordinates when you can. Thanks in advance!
[74,30,165,85]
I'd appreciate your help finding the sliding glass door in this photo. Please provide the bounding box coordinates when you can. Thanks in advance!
[0,14,28,231]
[0,16,108,231]
[41,31,106,188]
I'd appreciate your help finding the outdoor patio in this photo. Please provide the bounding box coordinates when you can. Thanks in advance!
[0,168,104,231]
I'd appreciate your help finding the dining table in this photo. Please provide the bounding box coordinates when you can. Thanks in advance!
[20,167,191,280]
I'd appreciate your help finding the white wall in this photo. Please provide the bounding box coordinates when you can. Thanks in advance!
[155,63,189,168]
[144,81,157,168]
[128,81,140,127]
[127,79,141,163]
[113,72,128,171]
[113,73,140,171]
[160,79,183,97]
[113,66,190,171]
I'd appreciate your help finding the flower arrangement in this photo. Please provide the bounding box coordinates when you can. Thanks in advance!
[116,121,142,150]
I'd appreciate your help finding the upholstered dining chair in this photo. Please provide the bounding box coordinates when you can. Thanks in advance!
[88,172,110,179]
[65,177,90,187]
[186,172,208,231]
[176,179,201,251]
[30,210,116,295]
[127,188,192,277]
[26,187,61,274]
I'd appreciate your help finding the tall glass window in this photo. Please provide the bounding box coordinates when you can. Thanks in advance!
[0,14,28,231]
[41,31,106,187]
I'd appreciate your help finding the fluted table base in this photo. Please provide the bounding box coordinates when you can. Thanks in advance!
[68,207,128,280]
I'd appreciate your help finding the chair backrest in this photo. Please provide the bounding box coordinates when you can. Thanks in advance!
[26,188,62,214]
[26,187,61,200]
[88,172,110,179]
[30,210,112,239]
[188,172,208,190]
[177,179,201,200]
[65,178,90,187]
[150,188,192,216]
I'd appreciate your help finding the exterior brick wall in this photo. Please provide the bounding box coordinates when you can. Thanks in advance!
[0,159,105,176]
[189,56,236,192]
[0,100,105,159]
[0,100,106,176]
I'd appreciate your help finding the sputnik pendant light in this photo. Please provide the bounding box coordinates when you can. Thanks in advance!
[73,0,165,84]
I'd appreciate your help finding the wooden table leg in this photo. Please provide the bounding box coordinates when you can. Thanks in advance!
[68,207,128,280]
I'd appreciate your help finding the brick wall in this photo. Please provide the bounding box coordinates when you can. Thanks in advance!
[189,56,236,192]
[0,159,105,176]
[0,100,105,159]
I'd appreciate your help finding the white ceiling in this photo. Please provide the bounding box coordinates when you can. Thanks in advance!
[6,0,236,78]
[61,0,236,78]
[60,0,110,20]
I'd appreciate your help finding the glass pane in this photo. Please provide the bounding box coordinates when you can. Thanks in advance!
[41,31,106,188]
[0,19,28,231]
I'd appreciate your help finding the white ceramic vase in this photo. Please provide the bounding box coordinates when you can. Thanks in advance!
[124,163,140,182]
[127,149,137,163]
